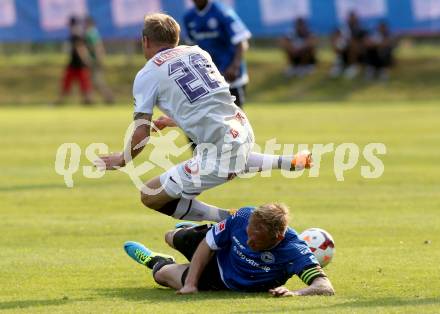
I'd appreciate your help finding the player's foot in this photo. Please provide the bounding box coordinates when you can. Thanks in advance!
[124,241,175,269]
[291,150,313,171]
[175,222,198,229]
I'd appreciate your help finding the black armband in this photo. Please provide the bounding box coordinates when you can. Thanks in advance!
[299,265,327,285]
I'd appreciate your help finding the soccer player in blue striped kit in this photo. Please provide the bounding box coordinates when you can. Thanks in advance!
[124,203,334,296]
[184,0,250,108]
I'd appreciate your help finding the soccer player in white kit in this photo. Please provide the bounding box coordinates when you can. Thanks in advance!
[99,13,312,222]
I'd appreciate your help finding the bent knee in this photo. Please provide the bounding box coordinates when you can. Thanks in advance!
[153,267,168,285]
[165,230,176,248]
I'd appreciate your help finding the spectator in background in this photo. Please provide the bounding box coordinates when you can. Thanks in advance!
[183,0,251,109]
[330,11,368,79]
[364,21,396,81]
[85,17,114,104]
[280,17,317,78]
[56,16,93,105]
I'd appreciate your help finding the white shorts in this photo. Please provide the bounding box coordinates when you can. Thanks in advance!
[160,123,254,199]
[159,158,229,199]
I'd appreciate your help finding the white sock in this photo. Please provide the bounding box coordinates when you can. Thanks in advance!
[172,198,230,222]
[244,152,293,173]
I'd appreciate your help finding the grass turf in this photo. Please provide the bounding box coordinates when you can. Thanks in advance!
[1,103,440,313]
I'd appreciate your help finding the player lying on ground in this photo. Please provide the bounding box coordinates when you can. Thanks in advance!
[97,13,312,223]
[124,203,335,296]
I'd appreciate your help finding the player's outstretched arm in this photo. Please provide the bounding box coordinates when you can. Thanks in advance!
[97,113,152,170]
[269,277,335,297]
[177,238,214,295]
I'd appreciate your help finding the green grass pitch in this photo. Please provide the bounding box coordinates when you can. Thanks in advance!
[1,102,440,313]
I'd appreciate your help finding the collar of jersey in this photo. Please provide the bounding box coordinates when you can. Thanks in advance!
[195,1,213,17]
[156,47,173,54]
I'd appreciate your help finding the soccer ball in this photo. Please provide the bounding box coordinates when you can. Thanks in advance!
[299,228,335,268]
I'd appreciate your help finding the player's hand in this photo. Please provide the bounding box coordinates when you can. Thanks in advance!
[177,284,198,295]
[292,150,313,171]
[224,64,240,82]
[95,152,125,170]
[152,115,176,132]
[269,286,298,297]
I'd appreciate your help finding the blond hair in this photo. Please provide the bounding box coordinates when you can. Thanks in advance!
[142,13,180,46]
[251,203,289,237]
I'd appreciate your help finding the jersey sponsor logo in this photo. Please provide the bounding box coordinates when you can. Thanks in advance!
[232,235,245,250]
[215,220,226,235]
[190,30,220,40]
[260,251,275,264]
[233,245,271,272]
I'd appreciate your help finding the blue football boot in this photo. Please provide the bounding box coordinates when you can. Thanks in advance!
[124,241,175,269]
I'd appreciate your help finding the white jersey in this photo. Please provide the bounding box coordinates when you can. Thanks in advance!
[133,45,253,146]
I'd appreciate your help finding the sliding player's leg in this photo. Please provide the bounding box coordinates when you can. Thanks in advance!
[165,224,211,261]
[123,240,186,289]
[162,225,226,291]
[154,263,189,289]
[152,223,211,289]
